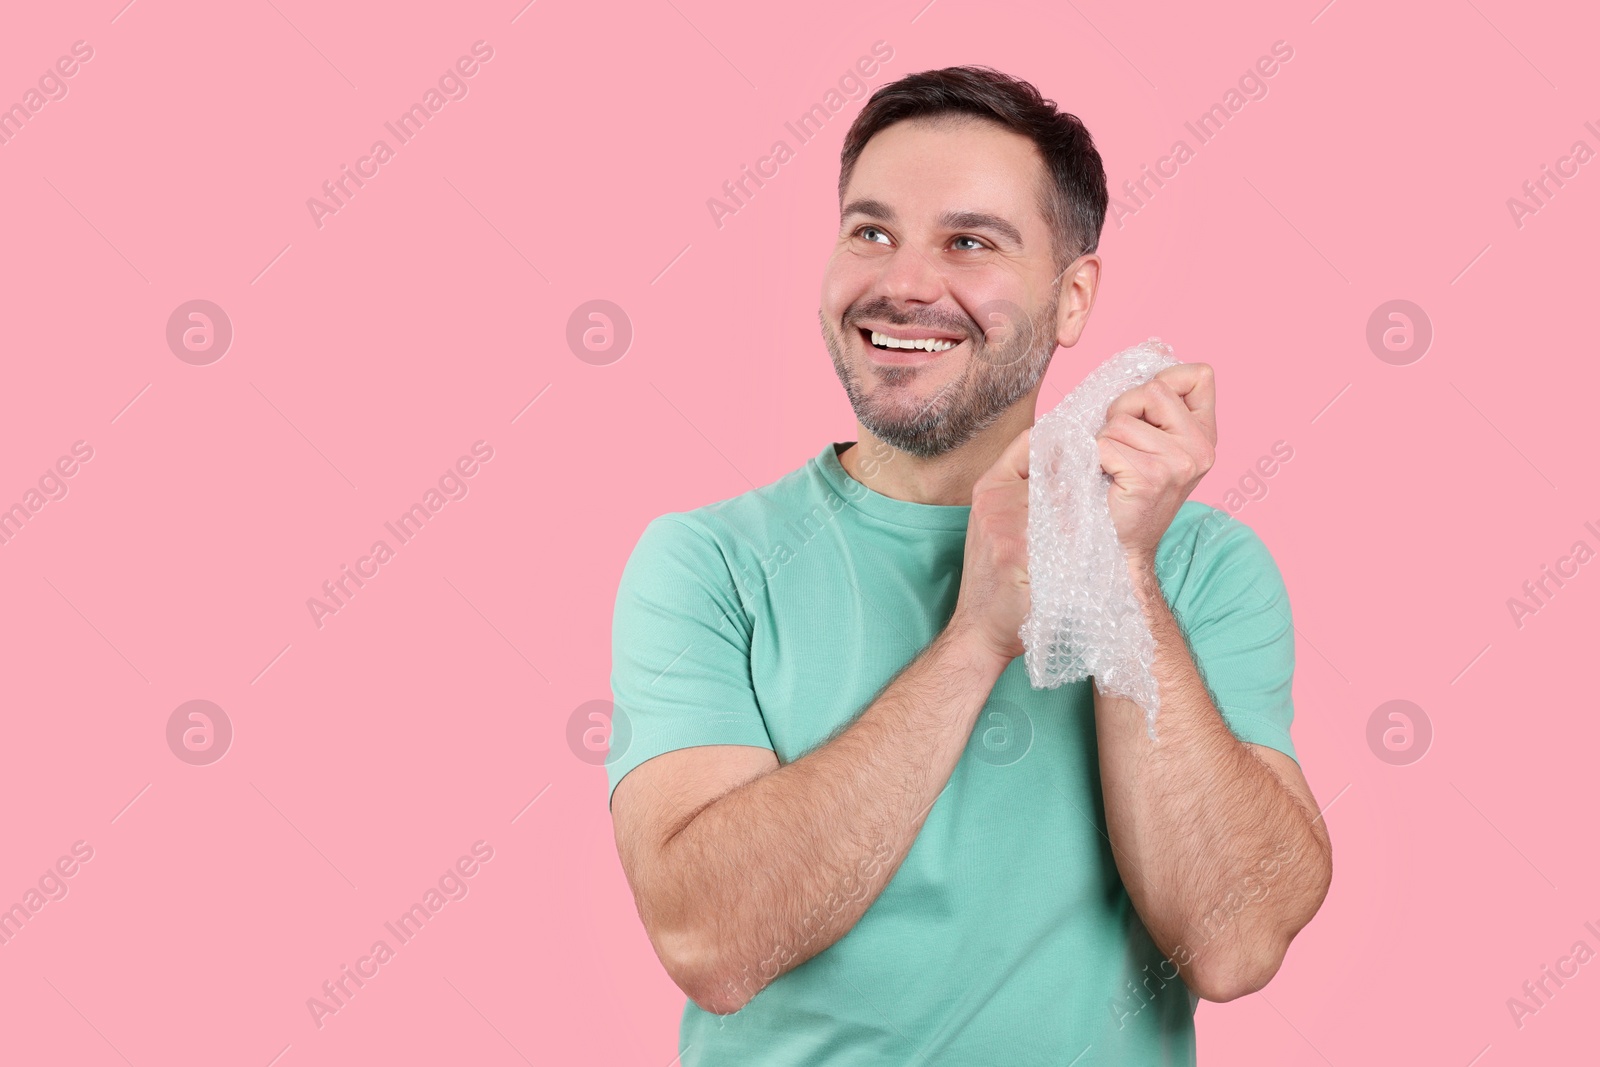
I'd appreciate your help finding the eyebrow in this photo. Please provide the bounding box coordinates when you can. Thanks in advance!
[840,199,1024,248]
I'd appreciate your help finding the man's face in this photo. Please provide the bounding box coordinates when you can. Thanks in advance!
[820,116,1066,458]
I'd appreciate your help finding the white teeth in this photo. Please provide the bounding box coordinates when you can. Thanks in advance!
[869,331,958,352]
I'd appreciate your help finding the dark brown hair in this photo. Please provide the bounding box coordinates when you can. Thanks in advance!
[838,66,1108,272]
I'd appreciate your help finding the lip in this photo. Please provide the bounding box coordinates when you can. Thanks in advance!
[855,325,966,365]
[856,322,966,342]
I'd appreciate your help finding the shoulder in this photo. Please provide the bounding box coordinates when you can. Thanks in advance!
[617,455,825,596]
[618,513,730,596]
[1155,501,1287,608]
[622,454,826,565]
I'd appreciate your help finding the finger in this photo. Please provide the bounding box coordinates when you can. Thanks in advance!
[1098,404,1211,484]
[978,424,1033,490]
[1097,434,1163,487]
[1157,363,1217,444]
[1099,422,1210,490]
[1095,412,1168,456]
[998,424,1033,481]
[1153,363,1213,410]
[1105,376,1194,433]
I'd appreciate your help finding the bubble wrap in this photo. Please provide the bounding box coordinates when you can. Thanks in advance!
[1020,338,1181,741]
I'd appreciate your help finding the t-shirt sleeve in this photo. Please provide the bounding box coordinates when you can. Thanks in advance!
[605,515,776,811]
[1168,512,1299,766]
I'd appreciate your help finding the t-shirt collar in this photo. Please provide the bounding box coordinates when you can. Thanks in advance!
[815,442,972,531]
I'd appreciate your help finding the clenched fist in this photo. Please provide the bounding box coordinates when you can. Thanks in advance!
[946,363,1219,665]
[1095,363,1218,565]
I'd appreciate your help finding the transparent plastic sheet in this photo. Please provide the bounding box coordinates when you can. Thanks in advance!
[1020,338,1181,741]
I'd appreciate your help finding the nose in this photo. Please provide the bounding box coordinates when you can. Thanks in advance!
[876,243,948,307]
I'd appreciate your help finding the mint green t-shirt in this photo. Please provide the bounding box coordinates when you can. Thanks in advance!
[607,440,1299,1066]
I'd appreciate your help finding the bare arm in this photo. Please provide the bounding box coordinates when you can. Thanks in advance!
[611,624,1005,1014]
[1093,554,1332,1003]
[1081,362,1330,1001]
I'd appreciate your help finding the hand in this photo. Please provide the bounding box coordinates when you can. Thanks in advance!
[947,425,1032,666]
[1095,363,1218,565]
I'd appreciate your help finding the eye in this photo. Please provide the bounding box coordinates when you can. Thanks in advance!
[951,235,987,251]
[854,224,892,245]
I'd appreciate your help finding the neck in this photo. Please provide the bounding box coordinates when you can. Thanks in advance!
[837,404,1036,506]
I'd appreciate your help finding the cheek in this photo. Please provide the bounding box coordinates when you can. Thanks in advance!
[960,274,1053,345]
[951,277,1017,322]
[821,254,874,316]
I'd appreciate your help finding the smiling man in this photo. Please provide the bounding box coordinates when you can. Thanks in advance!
[607,66,1332,1065]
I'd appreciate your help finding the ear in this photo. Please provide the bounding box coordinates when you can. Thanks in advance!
[1053,253,1102,349]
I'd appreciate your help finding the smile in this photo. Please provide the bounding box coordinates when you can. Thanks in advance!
[857,327,964,353]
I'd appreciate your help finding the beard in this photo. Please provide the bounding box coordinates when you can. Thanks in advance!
[819,290,1060,459]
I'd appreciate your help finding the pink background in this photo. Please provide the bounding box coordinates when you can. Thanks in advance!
[2,0,1596,1063]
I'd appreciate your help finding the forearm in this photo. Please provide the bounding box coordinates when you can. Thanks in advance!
[658,625,1005,1013]
[1094,557,1330,1001]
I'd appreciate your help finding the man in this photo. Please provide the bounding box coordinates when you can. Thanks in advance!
[606,65,1332,1065]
